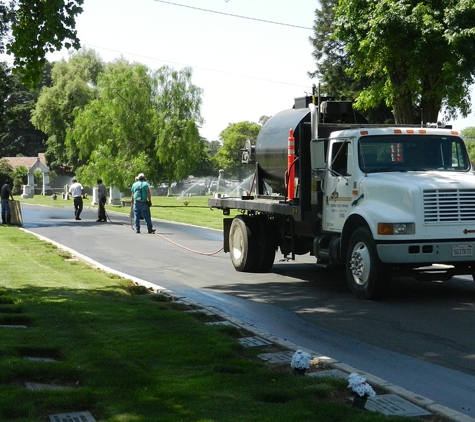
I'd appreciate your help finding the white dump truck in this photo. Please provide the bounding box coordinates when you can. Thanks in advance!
[209,96,475,299]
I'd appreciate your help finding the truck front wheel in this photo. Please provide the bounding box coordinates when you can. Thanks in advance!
[229,216,258,272]
[346,228,390,299]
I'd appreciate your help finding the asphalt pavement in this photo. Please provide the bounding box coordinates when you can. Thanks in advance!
[17,202,475,422]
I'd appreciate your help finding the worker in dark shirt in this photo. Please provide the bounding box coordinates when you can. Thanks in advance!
[0,179,14,224]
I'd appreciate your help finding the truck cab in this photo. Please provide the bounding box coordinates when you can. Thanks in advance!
[319,127,475,298]
[209,97,475,299]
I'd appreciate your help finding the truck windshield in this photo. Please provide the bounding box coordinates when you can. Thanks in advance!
[358,135,470,173]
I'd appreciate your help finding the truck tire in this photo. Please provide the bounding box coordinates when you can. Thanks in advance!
[229,215,259,272]
[346,228,390,299]
[255,219,277,272]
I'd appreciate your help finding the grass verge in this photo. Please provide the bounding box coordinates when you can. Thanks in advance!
[6,199,448,421]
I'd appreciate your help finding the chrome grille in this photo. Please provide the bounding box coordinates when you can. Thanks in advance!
[424,189,475,223]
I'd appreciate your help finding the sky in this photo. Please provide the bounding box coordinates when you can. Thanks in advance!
[46,0,319,142]
[19,0,475,140]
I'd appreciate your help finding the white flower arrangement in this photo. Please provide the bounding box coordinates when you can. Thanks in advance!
[290,350,312,370]
[348,373,376,397]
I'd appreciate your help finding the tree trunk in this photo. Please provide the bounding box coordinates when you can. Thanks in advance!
[389,71,417,124]
[421,96,442,126]
[392,91,416,124]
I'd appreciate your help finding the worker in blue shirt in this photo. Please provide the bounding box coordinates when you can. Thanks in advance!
[131,173,155,234]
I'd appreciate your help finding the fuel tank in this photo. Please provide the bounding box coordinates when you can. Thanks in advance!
[254,108,310,194]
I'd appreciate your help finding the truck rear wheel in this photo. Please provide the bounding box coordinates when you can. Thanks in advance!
[255,219,277,272]
[346,228,390,299]
[229,216,258,272]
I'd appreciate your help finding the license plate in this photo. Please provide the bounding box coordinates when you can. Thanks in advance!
[453,245,473,256]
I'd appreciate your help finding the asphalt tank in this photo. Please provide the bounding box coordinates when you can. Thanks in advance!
[250,99,367,195]
[254,108,310,195]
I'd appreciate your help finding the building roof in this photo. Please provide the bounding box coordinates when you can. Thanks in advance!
[2,153,47,171]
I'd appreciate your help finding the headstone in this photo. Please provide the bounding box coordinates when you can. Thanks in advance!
[237,336,272,347]
[21,184,34,198]
[49,411,96,422]
[42,170,52,195]
[24,357,57,362]
[185,309,215,316]
[25,382,68,391]
[109,187,121,205]
[205,321,239,328]
[258,350,295,363]
[91,187,98,205]
[0,324,27,329]
[308,369,348,379]
[365,394,432,418]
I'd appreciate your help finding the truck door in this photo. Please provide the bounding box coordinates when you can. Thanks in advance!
[323,140,353,231]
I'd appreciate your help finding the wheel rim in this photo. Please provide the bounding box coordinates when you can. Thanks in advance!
[349,241,371,285]
[231,226,244,261]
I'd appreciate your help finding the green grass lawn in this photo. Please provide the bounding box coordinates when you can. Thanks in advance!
[2,197,443,422]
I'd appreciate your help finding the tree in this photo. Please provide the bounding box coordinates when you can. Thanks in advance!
[214,121,260,179]
[0,61,7,131]
[1,0,84,87]
[0,4,8,51]
[190,138,218,178]
[70,59,155,189]
[462,127,475,165]
[258,115,271,126]
[205,140,221,157]
[69,62,205,192]
[0,61,51,157]
[309,0,393,123]
[332,0,475,124]
[309,0,353,98]
[152,66,205,194]
[0,158,13,186]
[465,141,475,165]
[31,49,104,171]
[462,127,475,142]
[11,164,27,194]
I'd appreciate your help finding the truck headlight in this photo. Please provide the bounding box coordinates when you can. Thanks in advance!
[378,223,415,235]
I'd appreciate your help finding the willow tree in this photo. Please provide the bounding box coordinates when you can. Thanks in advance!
[333,0,475,124]
[69,59,155,189]
[68,62,204,191]
[31,49,104,171]
[151,66,204,194]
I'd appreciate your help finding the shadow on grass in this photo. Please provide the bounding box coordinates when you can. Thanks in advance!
[0,283,399,422]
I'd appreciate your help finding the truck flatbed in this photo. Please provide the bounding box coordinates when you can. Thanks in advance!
[208,195,300,216]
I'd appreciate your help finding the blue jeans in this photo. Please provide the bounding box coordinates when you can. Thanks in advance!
[1,198,11,216]
[134,201,153,232]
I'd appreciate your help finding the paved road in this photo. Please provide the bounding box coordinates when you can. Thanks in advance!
[19,202,475,419]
